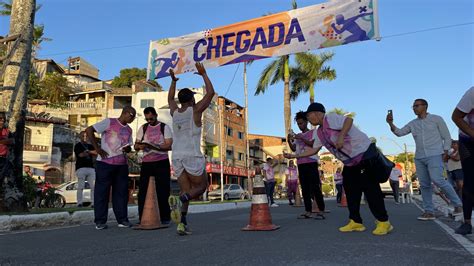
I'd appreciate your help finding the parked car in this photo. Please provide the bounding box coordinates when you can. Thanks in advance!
[380,176,405,195]
[55,181,92,205]
[208,184,248,200]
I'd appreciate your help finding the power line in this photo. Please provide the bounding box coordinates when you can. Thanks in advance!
[223,63,240,97]
[39,22,474,58]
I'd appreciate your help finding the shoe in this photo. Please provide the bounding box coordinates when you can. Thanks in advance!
[452,207,463,216]
[372,220,393,235]
[455,223,472,235]
[177,223,192,236]
[289,202,294,206]
[417,212,436,221]
[118,221,132,228]
[339,219,366,232]
[168,195,182,224]
[95,224,108,230]
[270,203,279,207]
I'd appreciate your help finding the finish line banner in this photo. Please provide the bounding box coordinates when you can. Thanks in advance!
[147,0,379,80]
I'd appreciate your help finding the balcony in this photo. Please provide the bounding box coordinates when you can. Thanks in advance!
[24,144,49,152]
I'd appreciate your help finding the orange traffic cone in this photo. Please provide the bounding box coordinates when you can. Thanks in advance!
[135,176,168,230]
[293,185,303,207]
[242,175,280,231]
[338,190,347,208]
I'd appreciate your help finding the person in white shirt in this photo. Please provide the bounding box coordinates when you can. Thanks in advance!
[452,86,474,235]
[167,63,215,236]
[387,98,462,221]
[389,167,402,204]
[285,102,393,235]
[447,140,463,198]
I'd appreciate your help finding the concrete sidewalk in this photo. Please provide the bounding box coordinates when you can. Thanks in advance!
[0,201,253,232]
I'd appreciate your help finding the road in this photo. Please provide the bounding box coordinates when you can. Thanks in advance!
[1,199,473,265]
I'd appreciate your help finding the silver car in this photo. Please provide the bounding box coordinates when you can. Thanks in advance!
[208,184,248,200]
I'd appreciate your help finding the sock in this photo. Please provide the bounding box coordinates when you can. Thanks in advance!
[179,193,191,203]
[181,213,187,225]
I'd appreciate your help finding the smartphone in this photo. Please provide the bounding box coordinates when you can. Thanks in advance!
[388,110,393,116]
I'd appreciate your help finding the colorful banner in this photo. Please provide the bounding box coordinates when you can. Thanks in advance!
[147,0,379,80]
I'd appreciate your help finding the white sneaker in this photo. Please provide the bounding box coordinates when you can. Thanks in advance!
[270,203,279,207]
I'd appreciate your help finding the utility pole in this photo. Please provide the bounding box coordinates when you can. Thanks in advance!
[1,0,36,211]
[243,62,251,197]
[218,104,224,202]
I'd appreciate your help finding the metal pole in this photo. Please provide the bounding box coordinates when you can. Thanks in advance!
[244,62,251,198]
[219,105,224,202]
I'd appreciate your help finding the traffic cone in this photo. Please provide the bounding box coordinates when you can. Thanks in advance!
[338,190,347,208]
[135,176,168,230]
[242,175,280,231]
[293,185,303,207]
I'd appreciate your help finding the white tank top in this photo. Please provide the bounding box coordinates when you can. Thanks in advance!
[171,107,203,158]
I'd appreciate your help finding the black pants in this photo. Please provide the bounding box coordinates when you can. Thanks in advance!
[264,181,276,204]
[298,162,325,213]
[342,160,388,223]
[390,180,400,202]
[459,138,474,221]
[138,159,171,222]
[336,184,343,203]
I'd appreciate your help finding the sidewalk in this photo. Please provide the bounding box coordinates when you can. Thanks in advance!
[0,201,252,233]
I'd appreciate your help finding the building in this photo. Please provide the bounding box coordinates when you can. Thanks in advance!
[248,133,288,184]
[63,57,100,86]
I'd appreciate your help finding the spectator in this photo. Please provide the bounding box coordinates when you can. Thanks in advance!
[447,140,463,198]
[74,131,97,208]
[389,167,403,204]
[0,112,14,174]
[263,157,279,207]
[285,160,298,206]
[334,168,343,203]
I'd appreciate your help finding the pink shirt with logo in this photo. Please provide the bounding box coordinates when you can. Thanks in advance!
[285,166,298,181]
[136,122,172,163]
[0,128,10,157]
[295,129,319,165]
[263,163,275,181]
[93,118,133,165]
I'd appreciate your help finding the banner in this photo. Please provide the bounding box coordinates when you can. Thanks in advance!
[147,0,379,80]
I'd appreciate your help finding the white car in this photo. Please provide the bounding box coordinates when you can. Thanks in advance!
[207,184,248,200]
[55,181,92,205]
[380,177,404,195]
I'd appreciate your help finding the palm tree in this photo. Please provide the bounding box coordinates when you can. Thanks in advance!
[253,0,297,138]
[290,52,336,103]
[329,107,355,118]
[39,72,73,105]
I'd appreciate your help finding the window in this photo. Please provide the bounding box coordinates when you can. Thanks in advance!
[226,149,233,159]
[113,96,132,109]
[140,99,154,108]
[24,127,31,145]
[238,152,244,161]
[226,127,233,137]
[238,132,244,139]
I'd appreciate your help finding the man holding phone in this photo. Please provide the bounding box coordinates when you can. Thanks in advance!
[86,106,136,230]
[386,99,462,221]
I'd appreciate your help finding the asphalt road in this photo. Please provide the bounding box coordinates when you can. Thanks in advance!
[1,199,473,265]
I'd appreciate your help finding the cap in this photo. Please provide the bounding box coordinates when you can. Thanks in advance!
[177,88,196,104]
[305,102,326,114]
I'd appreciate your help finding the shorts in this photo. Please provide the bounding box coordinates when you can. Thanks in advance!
[449,169,464,182]
[172,156,205,177]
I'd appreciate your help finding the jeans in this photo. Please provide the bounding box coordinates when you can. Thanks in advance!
[415,155,462,213]
[76,167,95,205]
[138,159,171,222]
[94,161,129,225]
[264,181,276,204]
[390,180,399,202]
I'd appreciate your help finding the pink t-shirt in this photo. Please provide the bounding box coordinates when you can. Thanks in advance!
[263,163,275,181]
[93,118,133,165]
[0,128,10,156]
[136,122,172,163]
[295,129,319,165]
[285,166,298,181]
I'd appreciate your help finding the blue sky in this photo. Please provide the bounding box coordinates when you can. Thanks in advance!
[1,0,473,155]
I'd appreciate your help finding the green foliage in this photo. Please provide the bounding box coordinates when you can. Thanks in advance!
[28,73,42,100]
[111,68,147,88]
[328,108,355,118]
[22,175,37,205]
[321,156,332,162]
[39,72,73,105]
[394,153,415,164]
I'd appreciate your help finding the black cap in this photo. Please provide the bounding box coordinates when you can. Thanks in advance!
[305,102,326,115]
[178,88,195,104]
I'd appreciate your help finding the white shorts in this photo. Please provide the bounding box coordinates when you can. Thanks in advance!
[172,156,206,177]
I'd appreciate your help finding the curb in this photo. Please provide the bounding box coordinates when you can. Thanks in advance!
[0,201,252,233]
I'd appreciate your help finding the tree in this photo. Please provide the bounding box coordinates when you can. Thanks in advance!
[111,68,147,88]
[290,52,336,103]
[1,0,36,212]
[253,0,298,139]
[394,153,414,164]
[28,72,41,99]
[39,72,73,105]
[328,108,355,118]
